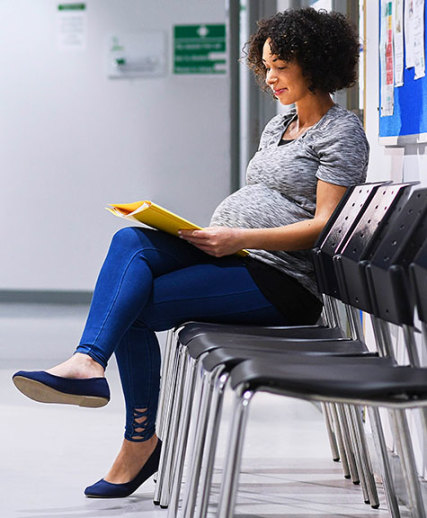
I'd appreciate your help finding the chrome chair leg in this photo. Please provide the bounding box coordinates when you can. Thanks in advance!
[421,407,427,436]
[322,403,340,461]
[182,353,210,485]
[182,366,219,518]
[167,356,198,518]
[345,304,364,341]
[154,344,187,505]
[344,405,370,503]
[195,370,230,518]
[402,324,422,367]
[156,328,176,438]
[337,404,360,483]
[349,405,380,508]
[393,409,426,518]
[159,345,190,508]
[371,316,396,360]
[330,404,351,479]
[217,387,254,518]
[422,322,427,352]
[325,295,343,329]
[368,407,401,518]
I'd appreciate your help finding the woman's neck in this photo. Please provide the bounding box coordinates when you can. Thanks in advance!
[294,93,334,129]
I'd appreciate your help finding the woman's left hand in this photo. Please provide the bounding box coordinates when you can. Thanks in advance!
[179,226,245,257]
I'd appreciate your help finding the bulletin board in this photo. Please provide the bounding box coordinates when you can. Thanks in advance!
[379,0,427,145]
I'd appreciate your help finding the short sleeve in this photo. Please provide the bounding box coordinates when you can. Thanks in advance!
[314,112,369,187]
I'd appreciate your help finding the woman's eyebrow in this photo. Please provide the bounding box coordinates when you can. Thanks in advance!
[262,57,278,63]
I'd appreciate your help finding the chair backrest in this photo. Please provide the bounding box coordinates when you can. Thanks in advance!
[313,184,357,249]
[366,187,427,326]
[312,182,385,298]
[333,183,415,313]
[410,237,427,326]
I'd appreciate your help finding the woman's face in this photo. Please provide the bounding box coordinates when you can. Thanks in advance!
[262,39,311,105]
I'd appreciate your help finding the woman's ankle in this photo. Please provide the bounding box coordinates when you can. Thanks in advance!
[104,435,159,483]
[124,434,158,451]
[47,353,105,379]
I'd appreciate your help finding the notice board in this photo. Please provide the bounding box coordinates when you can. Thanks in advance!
[379,0,427,144]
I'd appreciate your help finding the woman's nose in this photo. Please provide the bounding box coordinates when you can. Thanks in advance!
[266,70,277,85]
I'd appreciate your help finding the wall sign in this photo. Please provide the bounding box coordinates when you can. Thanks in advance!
[107,32,167,79]
[173,24,226,75]
[57,3,86,51]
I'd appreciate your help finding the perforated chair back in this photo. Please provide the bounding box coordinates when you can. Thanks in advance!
[333,183,414,312]
[366,188,427,326]
[313,185,356,249]
[312,182,385,298]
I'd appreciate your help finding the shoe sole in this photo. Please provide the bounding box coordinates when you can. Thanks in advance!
[12,376,109,408]
[85,493,128,499]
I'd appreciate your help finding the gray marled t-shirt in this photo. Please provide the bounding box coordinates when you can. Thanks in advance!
[210,104,369,298]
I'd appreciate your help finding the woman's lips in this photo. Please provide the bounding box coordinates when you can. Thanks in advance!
[274,88,287,95]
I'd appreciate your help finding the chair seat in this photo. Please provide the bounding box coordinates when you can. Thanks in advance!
[186,332,368,360]
[201,346,379,374]
[178,321,346,345]
[229,357,427,404]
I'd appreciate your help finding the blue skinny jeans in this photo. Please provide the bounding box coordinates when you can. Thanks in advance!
[76,227,287,442]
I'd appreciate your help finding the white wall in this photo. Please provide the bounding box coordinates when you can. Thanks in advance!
[365,1,426,478]
[0,0,229,292]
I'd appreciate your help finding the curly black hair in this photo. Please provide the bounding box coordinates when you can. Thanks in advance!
[246,8,360,94]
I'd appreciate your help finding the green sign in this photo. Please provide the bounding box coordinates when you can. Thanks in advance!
[174,24,226,75]
[58,3,86,10]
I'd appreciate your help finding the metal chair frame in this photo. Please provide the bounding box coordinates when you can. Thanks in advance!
[218,363,427,518]
[154,183,399,509]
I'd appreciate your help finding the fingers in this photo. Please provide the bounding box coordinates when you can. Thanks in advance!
[178,231,223,256]
[178,229,214,245]
[178,227,234,258]
[178,229,208,238]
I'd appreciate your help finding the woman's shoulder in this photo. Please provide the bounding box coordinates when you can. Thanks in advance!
[311,104,369,186]
[320,104,365,134]
[308,104,368,149]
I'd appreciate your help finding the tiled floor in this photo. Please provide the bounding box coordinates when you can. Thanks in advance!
[0,303,410,517]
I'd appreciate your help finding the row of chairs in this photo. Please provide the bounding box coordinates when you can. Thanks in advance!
[153,182,427,517]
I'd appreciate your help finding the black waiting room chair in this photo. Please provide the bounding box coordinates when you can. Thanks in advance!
[156,183,425,517]
[154,182,388,510]
[163,186,427,518]
[215,189,427,518]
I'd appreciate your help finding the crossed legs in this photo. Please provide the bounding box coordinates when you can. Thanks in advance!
[42,227,286,490]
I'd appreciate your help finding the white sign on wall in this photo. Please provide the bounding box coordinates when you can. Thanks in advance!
[57,3,87,51]
[107,32,167,79]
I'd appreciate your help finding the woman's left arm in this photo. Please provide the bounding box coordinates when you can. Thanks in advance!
[179,180,347,257]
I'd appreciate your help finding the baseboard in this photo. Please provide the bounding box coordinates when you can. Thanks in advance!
[0,290,92,305]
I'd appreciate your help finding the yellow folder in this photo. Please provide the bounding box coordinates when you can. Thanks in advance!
[107,200,248,257]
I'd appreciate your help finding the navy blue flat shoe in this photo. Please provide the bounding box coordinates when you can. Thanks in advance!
[84,439,162,498]
[12,370,110,408]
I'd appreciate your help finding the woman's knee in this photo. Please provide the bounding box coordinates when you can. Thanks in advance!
[109,227,156,257]
[105,228,149,263]
[110,227,168,254]
[111,227,141,248]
